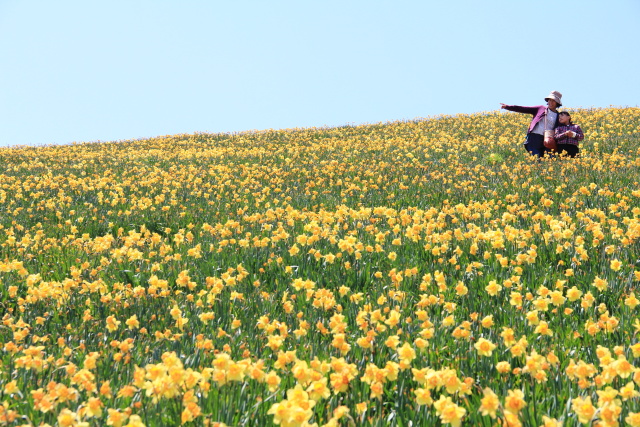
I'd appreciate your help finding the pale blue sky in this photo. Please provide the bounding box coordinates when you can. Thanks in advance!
[1,0,639,147]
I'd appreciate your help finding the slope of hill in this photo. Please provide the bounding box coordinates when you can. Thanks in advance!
[1,107,640,426]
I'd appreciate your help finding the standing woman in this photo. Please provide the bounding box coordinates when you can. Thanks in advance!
[500,91,562,158]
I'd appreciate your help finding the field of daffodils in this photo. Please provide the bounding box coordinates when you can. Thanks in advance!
[1,107,640,426]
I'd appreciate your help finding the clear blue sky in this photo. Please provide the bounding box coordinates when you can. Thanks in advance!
[1,0,639,147]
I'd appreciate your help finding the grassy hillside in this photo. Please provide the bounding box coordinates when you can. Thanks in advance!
[1,107,640,426]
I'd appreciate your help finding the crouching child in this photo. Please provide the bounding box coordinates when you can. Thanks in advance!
[554,112,584,157]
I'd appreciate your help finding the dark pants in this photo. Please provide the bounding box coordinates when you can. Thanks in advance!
[524,133,546,158]
[557,144,579,158]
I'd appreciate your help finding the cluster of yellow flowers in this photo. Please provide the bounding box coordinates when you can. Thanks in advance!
[1,107,640,425]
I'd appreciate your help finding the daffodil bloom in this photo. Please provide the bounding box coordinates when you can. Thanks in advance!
[541,416,562,427]
[626,293,640,309]
[478,387,499,418]
[626,411,640,427]
[504,389,526,414]
[105,316,121,333]
[414,387,433,405]
[593,276,608,292]
[474,338,496,357]
[571,396,596,424]
[485,281,502,296]
[481,315,494,328]
[433,395,466,427]
[611,259,622,271]
[496,361,512,374]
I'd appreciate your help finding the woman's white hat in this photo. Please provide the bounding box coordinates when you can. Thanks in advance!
[545,90,562,106]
